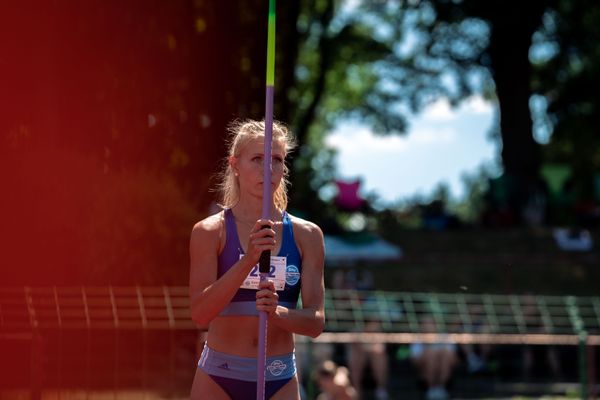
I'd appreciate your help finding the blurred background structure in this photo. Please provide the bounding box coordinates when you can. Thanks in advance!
[1,0,599,399]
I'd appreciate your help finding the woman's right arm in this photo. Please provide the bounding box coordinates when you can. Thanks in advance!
[188,215,275,327]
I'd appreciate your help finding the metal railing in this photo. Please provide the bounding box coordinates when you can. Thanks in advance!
[1,286,598,398]
[0,286,194,332]
[319,289,600,345]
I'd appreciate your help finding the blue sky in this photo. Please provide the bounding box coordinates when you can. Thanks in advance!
[325,96,500,205]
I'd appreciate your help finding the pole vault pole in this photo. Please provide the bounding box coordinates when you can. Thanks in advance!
[257,0,276,399]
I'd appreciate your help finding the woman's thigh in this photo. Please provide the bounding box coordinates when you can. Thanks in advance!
[271,375,300,400]
[190,367,230,400]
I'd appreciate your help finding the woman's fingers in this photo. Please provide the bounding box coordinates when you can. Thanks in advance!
[251,234,276,245]
[253,219,274,231]
[256,280,278,313]
[246,220,276,263]
[258,279,276,291]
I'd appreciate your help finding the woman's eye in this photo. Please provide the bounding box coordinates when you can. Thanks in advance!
[252,156,263,163]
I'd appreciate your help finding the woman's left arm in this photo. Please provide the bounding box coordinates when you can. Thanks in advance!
[264,219,325,338]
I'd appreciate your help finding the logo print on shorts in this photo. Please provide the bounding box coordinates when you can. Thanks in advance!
[267,359,287,376]
[285,265,300,286]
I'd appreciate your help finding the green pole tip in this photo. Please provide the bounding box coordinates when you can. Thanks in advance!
[269,0,276,15]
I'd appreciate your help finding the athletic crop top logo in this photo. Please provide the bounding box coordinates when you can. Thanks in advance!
[286,265,300,286]
[267,359,287,376]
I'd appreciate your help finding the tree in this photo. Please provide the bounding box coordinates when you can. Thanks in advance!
[282,0,412,225]
[533,0,600,203]
[436,1,555,216]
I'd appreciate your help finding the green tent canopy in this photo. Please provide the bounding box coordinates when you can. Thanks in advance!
[324,233,403,266]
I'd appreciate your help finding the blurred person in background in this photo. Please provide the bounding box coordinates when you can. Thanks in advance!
[315,360,358,400]
[347,319,389,400]
[459,304,494,374]
[409,316,459,400]
[337,267,390,400]
[521,294,562,381]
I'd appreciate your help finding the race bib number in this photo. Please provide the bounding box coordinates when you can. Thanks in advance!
[240,255,287,291]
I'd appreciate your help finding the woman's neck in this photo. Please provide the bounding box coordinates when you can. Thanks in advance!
[232,196,281,223]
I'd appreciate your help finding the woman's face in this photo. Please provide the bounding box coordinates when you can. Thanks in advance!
[231,137,286,200]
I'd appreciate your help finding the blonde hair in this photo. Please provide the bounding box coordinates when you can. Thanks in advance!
[217,119,296,210]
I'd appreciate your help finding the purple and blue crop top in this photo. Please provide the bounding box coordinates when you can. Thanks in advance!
[217,209,302,316]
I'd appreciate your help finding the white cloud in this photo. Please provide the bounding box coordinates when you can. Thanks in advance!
[326,125,456,156]
[420,96,494,122]
[422,98,456,121]
[412,128,455,144]
[326,128,408,155]
[462,96,494,114]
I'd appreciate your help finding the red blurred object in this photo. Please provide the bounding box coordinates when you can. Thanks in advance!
[334,179,365,212]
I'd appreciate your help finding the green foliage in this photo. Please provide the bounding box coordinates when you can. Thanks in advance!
[291,0,600,228]
[83,168,199,285]
[533,0,600,200]
[6,0,600,287]
[285,0,505,229]
[450,167,494,224]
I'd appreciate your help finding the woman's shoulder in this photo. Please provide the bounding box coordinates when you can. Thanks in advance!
[191,210,225,242]
[287,212,324,242]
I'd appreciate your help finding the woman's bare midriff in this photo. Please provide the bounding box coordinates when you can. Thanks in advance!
[206,315,295,357]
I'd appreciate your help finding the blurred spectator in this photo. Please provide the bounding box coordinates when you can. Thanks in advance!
[314,360,358,400]
[410,316,458,400]
[553,227,593,252]
[521,294,562,381]
[425,201,462,230]
[348,320,389,400]
[521,183,547,228]
[459,304,494,374]
[295,267,347,397]
[337,267,390,400]
[481,174,518,228]
[295,338,335,398]
[574,197,600,228]
[345,267,375,291]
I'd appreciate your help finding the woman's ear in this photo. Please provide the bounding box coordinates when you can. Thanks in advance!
[229,156,239,176]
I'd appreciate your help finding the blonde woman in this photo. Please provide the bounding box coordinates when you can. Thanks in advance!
[189,120,325,399]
